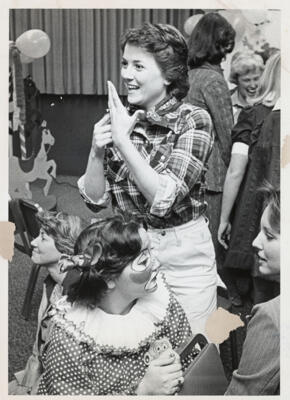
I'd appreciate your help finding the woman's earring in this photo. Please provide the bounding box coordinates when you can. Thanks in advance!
[107,280,116,290]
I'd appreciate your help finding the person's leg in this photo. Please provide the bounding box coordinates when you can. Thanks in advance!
[149,217,217,336]
[205,190,243,306]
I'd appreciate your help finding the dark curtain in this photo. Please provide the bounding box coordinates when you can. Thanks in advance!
[9,9,197,95]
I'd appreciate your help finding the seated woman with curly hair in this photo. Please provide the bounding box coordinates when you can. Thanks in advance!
[36,213,192,395]
[9,210,84,395]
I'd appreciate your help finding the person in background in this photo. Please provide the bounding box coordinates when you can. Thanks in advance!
[37,213,192,395]
[78,22,217,335]
[218,51,280,305]
[225,182,280,395]
[185,12,235,300]
[229,51,264,123]
[8,211,84,395]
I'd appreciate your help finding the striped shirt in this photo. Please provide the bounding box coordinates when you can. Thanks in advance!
[78,96,213,228]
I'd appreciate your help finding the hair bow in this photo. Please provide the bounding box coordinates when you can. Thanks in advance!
[58,254,91,273]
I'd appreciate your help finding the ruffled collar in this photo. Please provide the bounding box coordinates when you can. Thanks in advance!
[50,273,173,353]
[128,95,182,134]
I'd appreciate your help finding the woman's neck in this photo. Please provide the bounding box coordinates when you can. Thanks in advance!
[98,291,136,315]
[237,90,251,107]
[47,263,65,285]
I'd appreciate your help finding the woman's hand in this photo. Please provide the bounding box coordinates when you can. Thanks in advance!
[107,80,143,149]
[91,113,112,157]
[218,220,231,249]
[136,352,184,395]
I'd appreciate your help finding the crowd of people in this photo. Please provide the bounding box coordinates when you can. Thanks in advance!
[9,12,280,396]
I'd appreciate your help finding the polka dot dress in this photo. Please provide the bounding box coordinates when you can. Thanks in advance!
[37,295,192,395]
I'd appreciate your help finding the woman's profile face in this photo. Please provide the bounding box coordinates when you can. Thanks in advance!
[113,228,159,301]
[237,70,261,101]
[121,44,168,111]
[31,228,65,283]
[252,205,280,278]
[31,228,61,266]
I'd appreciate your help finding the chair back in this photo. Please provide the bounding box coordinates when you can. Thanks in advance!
[9,199,41,256]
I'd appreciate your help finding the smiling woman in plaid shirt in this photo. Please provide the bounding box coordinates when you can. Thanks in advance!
[78,22,217,335]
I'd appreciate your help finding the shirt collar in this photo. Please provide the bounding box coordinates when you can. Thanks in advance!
[231,88,248,108]
[128,95,182,136]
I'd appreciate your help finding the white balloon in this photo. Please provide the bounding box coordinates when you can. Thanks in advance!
[16,29,50,59]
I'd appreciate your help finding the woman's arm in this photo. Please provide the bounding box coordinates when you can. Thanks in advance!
[108,81,159,203]
[218,107,255,248]
[81,114,112,203]
[37,328,97,395]
[117,138,160,204]
[225,299,280,395]
[218,151,248,249]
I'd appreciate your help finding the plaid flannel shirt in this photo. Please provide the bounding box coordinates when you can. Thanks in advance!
[78,96,213,228]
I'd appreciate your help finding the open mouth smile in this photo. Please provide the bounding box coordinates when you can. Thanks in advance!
[257,253,267,263]
[127,84,140,91]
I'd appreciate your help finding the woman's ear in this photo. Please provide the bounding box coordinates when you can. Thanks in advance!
[91,242,102,265]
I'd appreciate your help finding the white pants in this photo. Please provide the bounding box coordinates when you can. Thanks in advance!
[149,216,217,336]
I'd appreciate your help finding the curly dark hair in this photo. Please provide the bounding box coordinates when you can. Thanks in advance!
[65,212,146,308]
[121,22,189,100]
[188,12,235,68]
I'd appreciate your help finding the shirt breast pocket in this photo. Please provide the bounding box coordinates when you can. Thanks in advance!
[150,144,173,173]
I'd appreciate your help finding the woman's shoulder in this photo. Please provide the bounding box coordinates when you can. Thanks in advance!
[177,101,212,129]
[251,295,280,329]
[188,66,224,81]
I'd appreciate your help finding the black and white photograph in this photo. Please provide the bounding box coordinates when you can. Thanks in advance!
[4,2,289,397]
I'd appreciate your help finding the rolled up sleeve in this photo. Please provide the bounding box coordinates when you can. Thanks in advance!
[150,171,180,217]
[150,108,213,217]
[77,175,111,212]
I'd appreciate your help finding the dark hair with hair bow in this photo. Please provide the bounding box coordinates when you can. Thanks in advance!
[64,212,146,309]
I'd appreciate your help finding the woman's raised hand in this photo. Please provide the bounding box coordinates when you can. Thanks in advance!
[136,351,184,395]
[107,80,142,148]
[91,113,112,156]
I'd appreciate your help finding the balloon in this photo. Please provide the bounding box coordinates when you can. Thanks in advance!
[16,29,50,59]
[184,14,203,36]
[242,10,268,25]
[19,53,34,64]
